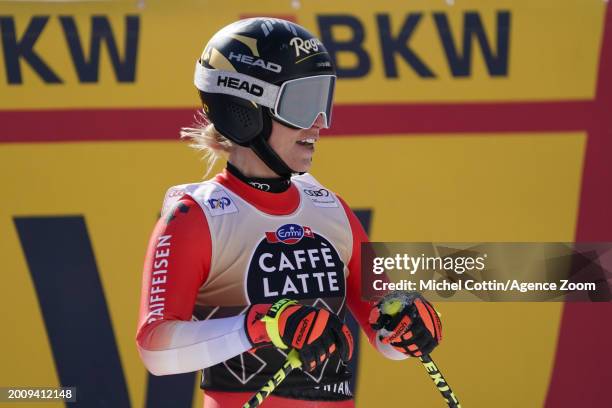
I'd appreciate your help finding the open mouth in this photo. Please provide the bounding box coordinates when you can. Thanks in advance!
[296,138,317,146]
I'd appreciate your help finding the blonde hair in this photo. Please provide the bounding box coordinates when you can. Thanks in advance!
[180,110,234,177]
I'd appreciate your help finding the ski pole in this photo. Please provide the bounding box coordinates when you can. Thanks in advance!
[381,293,461,408]
[419,354,461,408]
[242,349,302,408]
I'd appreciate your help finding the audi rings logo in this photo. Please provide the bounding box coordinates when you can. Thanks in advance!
[207,197,232,209]
[304,188,329,197]
[303,187,337,208]
[249,182,271,192]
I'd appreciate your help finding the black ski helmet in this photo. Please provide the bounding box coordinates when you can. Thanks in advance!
[194,18,336,177]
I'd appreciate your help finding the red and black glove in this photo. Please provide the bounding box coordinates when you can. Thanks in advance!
[245,298,353,371]
[369,292,442,357]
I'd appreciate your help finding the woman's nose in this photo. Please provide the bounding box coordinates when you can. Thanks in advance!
[311,113,326,129]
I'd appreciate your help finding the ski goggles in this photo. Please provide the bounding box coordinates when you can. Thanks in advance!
[194,63,335,129]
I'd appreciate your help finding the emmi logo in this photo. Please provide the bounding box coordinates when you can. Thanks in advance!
[0,15,139,84]
[316,11,511,78]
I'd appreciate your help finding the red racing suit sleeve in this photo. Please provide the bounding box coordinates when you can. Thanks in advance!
[338,196,409,360]
[135,196,252,375]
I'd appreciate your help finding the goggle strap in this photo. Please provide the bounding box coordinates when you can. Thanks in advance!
[194,63,279,108]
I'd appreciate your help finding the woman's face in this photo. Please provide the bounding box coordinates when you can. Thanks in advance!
[268,114,325,173]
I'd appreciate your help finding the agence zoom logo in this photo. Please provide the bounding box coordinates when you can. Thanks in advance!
[207,197,232,209]
[265,224,314,245]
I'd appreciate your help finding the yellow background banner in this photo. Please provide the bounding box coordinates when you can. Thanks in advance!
[0,0,605,109]
[1,0,606,406]
[0,132,585,406]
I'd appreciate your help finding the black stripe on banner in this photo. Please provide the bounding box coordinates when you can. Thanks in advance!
[14,216,130,408]
[145,371,196,408]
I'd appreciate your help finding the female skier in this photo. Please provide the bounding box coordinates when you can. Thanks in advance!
[136,18,442,408]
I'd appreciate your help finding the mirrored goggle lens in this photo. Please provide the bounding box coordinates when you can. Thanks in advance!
[275,75,335,129]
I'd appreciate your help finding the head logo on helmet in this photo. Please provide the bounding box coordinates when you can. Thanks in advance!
[216,75,264,97]
[192,18,336,177]
[227,52,282,73]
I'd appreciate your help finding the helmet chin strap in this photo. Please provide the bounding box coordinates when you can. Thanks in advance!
[248,113,300,178]
[249,137,296,178]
